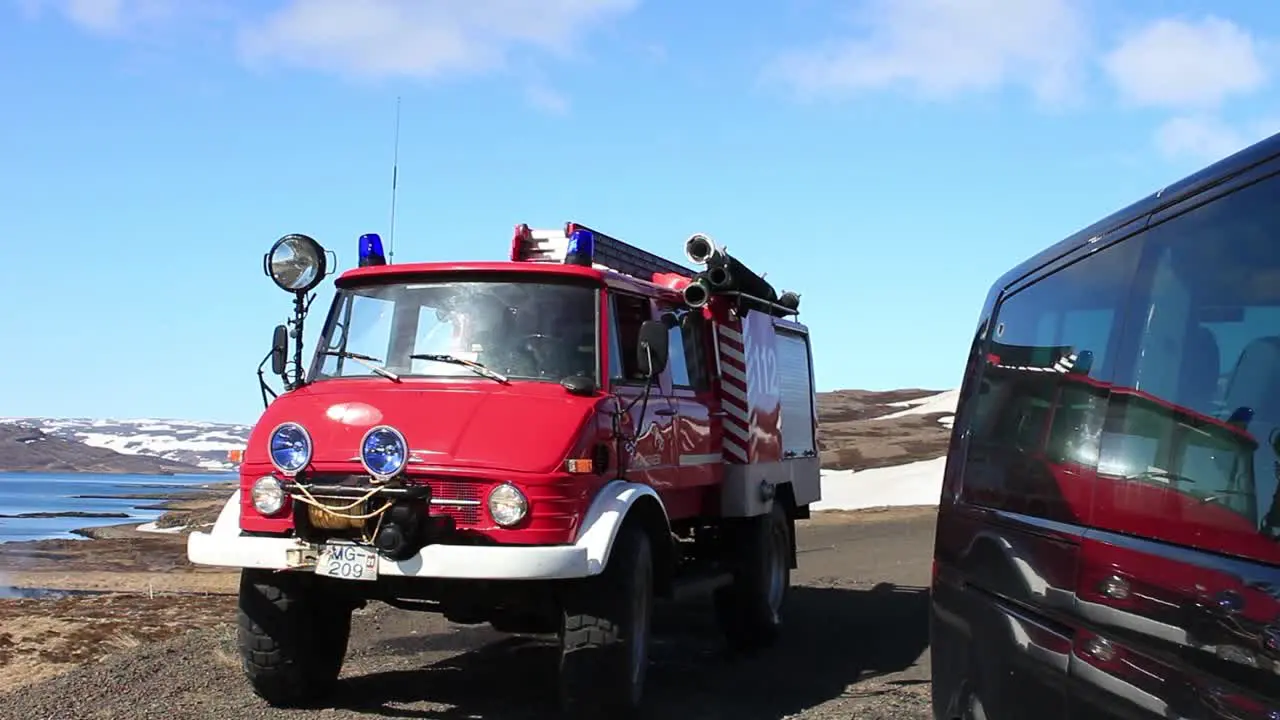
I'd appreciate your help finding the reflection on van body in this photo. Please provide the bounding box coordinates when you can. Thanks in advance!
[931,132,1280,720]
[971,343,1263,548]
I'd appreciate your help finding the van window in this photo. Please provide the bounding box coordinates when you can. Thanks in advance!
[963,238,1142,524]
[1091,172,1280,563]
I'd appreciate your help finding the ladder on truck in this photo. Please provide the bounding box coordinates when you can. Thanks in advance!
[511,221,695,281]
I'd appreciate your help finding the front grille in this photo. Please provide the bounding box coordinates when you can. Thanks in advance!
[304,473,486,527]
[429,479,484,526]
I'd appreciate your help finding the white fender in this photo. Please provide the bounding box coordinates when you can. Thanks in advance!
[208,490,243,536]
[574,480,670,575]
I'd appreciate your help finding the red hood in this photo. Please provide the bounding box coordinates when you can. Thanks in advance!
[246,379,600,475]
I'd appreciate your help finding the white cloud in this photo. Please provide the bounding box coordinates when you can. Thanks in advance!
[236,0,639,80]
[524,84,570,115]
[1102,16,1267,109]
[18,0,178,34]
[765,0,1090,105]
[1154,115,1280,163]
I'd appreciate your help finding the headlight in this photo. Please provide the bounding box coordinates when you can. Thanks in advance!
[264,233,327,293]
[360,425,407,480]
[488,483,528,527]
[251,476,287,516]
[268,422,312,476]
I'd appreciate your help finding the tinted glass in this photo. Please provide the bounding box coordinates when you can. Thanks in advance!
[1091,173,1280,563]
[963,237,1142,524]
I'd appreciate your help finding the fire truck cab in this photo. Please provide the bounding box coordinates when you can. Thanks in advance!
[187,222,820,717]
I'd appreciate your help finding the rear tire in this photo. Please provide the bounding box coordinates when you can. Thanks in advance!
[714,501,791,652]
[557,520,654,719]
[237,569,353,707]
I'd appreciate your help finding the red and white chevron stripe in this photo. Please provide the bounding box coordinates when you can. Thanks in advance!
[716,320,751,463]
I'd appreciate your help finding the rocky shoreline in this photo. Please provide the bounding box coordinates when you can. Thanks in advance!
[0,479,245,694]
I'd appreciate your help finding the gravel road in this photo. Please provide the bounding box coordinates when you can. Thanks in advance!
[0,507,937,720]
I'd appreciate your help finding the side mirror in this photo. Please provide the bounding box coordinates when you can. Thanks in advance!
[636,320,669,379]
[271,324,289,377]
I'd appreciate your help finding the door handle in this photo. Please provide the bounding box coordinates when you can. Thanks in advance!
[654,408,677,416]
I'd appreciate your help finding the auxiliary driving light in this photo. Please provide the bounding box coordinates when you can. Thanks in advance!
[360,425,408,480]
[268,422,312,476]
[251,476,287,516]
[488,483,528,527]
[264,233,327,293]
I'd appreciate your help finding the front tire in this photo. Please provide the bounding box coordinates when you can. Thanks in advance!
[714,501,792,652]
[557,520,654,719]
[237,569,353,707]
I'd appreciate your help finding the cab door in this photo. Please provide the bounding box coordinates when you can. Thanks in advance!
[607,292,681,510]
[654,300,722,519]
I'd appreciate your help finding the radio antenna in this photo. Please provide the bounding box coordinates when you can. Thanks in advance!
[388,95,401,263]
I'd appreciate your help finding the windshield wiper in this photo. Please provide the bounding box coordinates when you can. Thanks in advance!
[410,354,509,384]
[1122,467,1197,484]
[321,350,401,382]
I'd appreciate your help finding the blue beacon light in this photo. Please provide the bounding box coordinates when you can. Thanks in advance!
[359,233,387,267]
[565,228,595,267]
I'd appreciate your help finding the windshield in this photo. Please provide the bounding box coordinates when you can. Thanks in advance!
[309,277,599,383]
[1097,391,1258,520]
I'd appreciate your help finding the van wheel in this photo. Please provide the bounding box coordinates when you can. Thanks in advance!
[557,520,653,719]
[714,501,791,652]
[237,569,352,707]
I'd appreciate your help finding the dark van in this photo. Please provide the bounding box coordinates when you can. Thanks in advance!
[931,132,1280,720]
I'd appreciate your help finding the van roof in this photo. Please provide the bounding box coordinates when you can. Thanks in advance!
[993,131,1280,293]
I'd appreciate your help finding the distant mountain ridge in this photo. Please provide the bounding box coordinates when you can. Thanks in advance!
[0,418,251,474]
[0,388,958,474]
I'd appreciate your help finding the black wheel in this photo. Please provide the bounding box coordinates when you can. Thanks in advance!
[557,520,654,719]
[714,501,792,652]
[237,569,353,707]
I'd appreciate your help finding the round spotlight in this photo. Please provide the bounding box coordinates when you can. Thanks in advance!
[264,233,327,293]
[360,425,408,480]
[268,422,312,476]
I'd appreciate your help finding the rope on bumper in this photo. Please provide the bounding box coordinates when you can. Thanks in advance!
[290,482,393,520]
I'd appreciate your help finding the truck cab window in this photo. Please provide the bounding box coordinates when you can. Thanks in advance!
[681,312,710,390]
[610,293,653,383]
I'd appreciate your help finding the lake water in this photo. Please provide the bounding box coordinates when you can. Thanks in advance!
[0,471,236,544]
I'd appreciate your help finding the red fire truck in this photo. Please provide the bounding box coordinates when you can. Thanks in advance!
[187,222,821,717]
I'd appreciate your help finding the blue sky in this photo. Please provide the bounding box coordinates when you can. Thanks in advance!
[2,0,1279,424]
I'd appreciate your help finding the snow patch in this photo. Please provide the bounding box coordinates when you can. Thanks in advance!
[813,457,947,511]
[136,521,186,534]
[875,389,960,421]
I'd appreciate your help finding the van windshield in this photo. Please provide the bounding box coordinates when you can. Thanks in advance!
[309,278,598,383]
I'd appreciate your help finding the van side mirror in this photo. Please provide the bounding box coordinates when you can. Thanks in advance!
[271,324,289,377]
[636,320,669,378]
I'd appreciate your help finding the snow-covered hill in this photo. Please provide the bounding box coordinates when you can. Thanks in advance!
[0,386,961,485]
[0,418,251,472]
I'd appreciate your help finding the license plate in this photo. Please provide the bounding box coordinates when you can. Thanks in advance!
[315,543,379,582]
